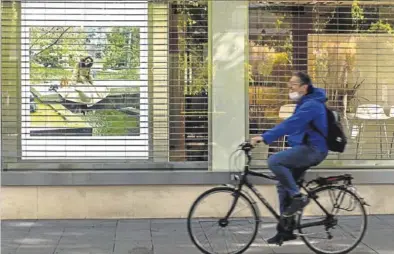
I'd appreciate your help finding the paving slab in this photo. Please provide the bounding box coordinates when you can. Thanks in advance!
[1,215,393,254]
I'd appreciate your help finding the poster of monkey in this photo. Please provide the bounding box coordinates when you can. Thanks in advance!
[28,26,142,137]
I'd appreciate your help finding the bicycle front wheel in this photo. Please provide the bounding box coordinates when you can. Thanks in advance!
[298,185,368,254]
[187,186,259,254]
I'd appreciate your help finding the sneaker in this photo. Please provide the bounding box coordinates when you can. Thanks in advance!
[267,220,297,245]
[283,194,309,217]
[267,231,297,244]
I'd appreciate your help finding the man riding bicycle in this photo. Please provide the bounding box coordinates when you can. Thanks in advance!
[251,72,329,244]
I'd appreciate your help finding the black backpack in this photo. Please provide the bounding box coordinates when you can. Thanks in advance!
[310,106,347,153]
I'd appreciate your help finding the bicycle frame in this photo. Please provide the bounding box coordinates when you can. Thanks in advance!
[224,146,335,230]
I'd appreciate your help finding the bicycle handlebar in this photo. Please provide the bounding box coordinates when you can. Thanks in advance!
[238,141,256,166]
[236,141,278,180]
[238,141,255,152]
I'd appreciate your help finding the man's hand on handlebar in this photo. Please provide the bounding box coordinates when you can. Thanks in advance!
[250,136,263,147]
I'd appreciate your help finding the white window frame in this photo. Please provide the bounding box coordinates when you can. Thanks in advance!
[20,1,149,159]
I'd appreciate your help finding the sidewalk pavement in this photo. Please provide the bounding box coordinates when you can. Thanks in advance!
[2,215,394,254]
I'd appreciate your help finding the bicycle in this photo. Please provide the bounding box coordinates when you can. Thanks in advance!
[187,141,369,254]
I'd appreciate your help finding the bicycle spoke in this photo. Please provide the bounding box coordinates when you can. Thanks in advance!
[200,223,216,252]
[299,186,367,254]
[187,187,259,254]
[228,223,251,244]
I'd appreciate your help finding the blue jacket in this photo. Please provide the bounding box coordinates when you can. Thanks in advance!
[262,86,329,153]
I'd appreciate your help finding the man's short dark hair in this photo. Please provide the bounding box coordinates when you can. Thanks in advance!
[293,71,312,86]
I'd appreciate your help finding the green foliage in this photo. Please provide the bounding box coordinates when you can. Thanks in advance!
[176,1,207,51]
[175,2,208,95]
[247,63,254,83]
[83,109,139,136]
[29,63,139,84]
[30,63,72,84]
[257,46,277,78]
[249,42,292,85]
[30,27,87,68]
[186,53,208,95]
[312,5,336,32]
[30,26,140,71]
[95,69,139,81]
[368,20,393,34]
[350,1,394,34]
[28,26,141,84]
[275,17,283,32]
[351,0,364,32]
[103,27,140,69]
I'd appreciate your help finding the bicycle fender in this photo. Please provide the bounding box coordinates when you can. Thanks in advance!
[347,185,370,207]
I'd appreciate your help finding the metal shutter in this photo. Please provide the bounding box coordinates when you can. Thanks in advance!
[168,2,208,163]
[249,1,394,164]
[1,0,208,170]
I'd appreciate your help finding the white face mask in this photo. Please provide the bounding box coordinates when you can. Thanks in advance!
[289,91,302,101]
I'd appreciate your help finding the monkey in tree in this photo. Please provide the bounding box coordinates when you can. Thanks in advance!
[71,56,94,85]
[59,56,94,88]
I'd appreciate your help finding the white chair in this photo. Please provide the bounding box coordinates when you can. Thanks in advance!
[279,104,296,119]
[354,104,390,159]
[278,104,296,150]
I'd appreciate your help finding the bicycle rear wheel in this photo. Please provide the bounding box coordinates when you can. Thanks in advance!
[297,185,368,254]
[187,186,259,254]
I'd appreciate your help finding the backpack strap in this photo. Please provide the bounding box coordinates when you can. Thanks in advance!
[309,104,328,140]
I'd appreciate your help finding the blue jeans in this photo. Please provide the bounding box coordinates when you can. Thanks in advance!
[267,145,328,214]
